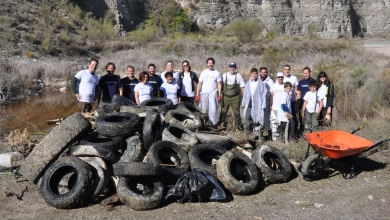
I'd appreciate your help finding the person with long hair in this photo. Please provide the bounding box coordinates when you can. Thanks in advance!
[178,60,198,103]
[316,71,335,126]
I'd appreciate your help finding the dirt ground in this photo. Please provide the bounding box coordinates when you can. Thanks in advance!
[0,145,389,220]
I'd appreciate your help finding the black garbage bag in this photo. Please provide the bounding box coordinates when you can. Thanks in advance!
[165,168,226,203]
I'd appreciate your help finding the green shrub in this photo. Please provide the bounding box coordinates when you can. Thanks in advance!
[307,22,321,39]
[227,18,264,43]
[265,26,281,42]
[126,25,157,44]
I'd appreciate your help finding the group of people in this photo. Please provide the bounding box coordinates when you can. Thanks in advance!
[71,58,335,144]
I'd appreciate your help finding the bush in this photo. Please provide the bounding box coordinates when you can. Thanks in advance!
[227,18,264,43]
[4,129,33,155]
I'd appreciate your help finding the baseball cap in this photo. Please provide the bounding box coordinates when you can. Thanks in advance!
[277,72,284,78]
[229,62,237,68]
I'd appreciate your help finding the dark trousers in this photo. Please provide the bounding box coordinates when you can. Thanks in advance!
[180,96,195,104]
[291,101,299,138]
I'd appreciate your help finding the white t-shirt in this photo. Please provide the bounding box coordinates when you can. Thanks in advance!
[278,92,291,122]
[270,83,285,109]
[249,80,258,98]
[160,71,180,85]
[134,83,153,103]
[199,69,221,93]
[283,74,298,101]
[318,84,328,107]
[74,69,99,103]
[180,73,195,97]
[221,72,245,87]
[262,76,274,92]
[303,91,324,113]
[160,83,179,105]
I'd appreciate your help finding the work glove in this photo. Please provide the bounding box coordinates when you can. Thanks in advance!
[195,95,200,102]
[218,95,222,102]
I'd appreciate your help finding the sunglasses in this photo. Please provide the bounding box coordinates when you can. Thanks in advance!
[320,75,326,78]
[183,64,189,67]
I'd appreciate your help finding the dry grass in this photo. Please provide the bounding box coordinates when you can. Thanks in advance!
[3,128,33,155]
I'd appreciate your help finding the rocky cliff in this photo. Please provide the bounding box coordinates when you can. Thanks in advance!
[80,0,389,38]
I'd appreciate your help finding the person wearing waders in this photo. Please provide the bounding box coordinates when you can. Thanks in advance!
[70,58,99,115]
[241,68,267,146]
[259,67,274,140]
[195,57,222,126]
[217,62,245,130]
[279,82,293,143]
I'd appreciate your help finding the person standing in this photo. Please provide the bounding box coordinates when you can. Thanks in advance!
[121,65,139,103]
[219,62,245,130]
[242,68,267,143]
[270,72,285,141]
[316,71,335,126]
[147,63,163,98]
[160,61,180,85]
[296,67,316,133]
[70,58,99,114]
[195,57,222,126]
[134,71,153,105]
[97,62,122,106]
[178,60,198,103]
[282,64,298,138]
[279,82,293,143]
[302,81,324,132]
[259,67,274,140]
[160,72,180,107]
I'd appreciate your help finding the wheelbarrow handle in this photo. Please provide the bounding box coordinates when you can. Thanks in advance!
[362,137,390,153]
[351,125,364,134]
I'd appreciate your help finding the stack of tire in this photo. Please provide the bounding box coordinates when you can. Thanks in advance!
[19,96,292,211]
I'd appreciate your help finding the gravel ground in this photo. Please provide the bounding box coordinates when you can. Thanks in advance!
[0,148,389,220]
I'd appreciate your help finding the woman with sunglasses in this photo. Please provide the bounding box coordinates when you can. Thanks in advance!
[178,60,199,103]
[316,71,335,126]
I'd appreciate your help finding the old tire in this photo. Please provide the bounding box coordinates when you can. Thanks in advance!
[79,132,123,152]
[120,105,150,115]
[70,145,119,164]
[193,132,232,148]
[140,97,173,113]
[78,157,109,200]
[39,156,94,209]
[143,110,161,150]
[252,145,292,183]
[301,154,324,178]
[119,135,146,163]
[97,102,121,115]
[112,162,162,176]
[216,151,259,195]
[147,141,189,183]
[112,94,137,106]
[19,112,91,184]
[95,112,140,137]
[117,176,163,211]
[188,144,228,176]
[164,109,202,131]
[176,102,209,125]
[161,125,198,152]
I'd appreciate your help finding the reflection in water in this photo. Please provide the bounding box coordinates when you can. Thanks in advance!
[0,88,79,135]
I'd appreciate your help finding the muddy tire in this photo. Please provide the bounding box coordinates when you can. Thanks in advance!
[119,135,146,163]
[78,157,109,200]
[140,97,173,113]
[113,162,162,176]
[193,132,232,148]
[143,110,161,150]
[79,132,123,152]
[95,112,140,137]
[176,102,209,125]
[147,141,190,184]
[164,109,202,131]
[97,102,121,115]
[112,94,137,106]
[252,145,292,183]
[188,144,228,176]
[301,154,324,178]
[39,156,94,209]
[70,145,119,164]
[120,105,150,115]
[19,112,91,184]
[117,176,163,211]
[161,125,198,152]
[216,151,259,195]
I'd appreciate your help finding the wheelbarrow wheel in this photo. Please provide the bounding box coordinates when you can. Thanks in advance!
[301,154,324,178]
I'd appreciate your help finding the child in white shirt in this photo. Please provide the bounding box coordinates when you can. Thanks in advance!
[302,81,324,132]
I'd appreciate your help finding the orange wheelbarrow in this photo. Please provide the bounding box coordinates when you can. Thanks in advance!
[298,127,390,179]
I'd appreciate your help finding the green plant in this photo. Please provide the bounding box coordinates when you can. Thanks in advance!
[265,26,281,42]
[307,22,321,39]
[227,18,264,43]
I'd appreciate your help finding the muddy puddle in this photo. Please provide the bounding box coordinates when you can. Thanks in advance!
[0,88,79,135]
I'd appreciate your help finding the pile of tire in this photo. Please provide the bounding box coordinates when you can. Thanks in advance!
[19,96,292,211]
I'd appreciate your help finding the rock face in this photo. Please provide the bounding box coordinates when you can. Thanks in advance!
[80,0,389,38]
